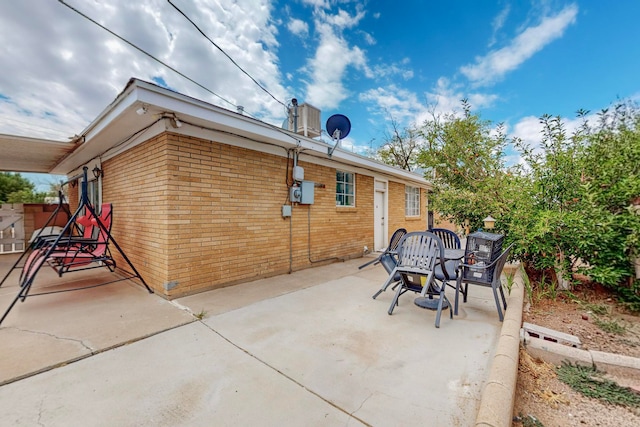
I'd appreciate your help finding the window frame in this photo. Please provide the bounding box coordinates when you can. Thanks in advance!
[335,170,355,207]
[78,176,101,210]
[405,185,420,217]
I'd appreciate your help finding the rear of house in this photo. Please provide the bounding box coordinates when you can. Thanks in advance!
[55,79,430,298]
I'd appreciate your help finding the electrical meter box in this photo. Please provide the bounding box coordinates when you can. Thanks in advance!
[290,181,315,204]
[300,180,314,204]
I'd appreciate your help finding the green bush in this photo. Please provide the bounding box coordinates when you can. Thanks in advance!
[416,100,640,307]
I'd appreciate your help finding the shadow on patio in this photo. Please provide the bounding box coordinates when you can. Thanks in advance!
[0,252,521,426]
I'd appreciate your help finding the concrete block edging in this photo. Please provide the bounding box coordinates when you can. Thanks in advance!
[475,267,524,427]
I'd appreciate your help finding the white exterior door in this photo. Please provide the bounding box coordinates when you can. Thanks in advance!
[374,180,387,251]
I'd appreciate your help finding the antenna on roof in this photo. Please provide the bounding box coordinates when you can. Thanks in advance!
[326,114,351,157]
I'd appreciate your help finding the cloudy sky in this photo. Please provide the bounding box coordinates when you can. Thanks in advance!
[1,1,639,187]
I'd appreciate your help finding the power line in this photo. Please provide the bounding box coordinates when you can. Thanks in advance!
[57,0,301,144]
[167,0,287,109]
[58,0,237,110]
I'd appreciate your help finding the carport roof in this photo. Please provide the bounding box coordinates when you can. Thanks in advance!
[0,133,76,173]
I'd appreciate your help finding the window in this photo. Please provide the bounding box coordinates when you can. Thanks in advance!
[336,171,355,206]
[405,185,420,216]
[77,177,101,209]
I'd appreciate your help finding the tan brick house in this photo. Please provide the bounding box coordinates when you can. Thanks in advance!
[47,78,431,298]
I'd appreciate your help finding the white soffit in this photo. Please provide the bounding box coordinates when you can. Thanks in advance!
[0,133,76,173]
[48,78,429,188]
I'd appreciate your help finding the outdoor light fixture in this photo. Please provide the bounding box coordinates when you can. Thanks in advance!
[483,215,496,229]
[136,105,148,115]
[92,166,102,179]
[169,115,182,128]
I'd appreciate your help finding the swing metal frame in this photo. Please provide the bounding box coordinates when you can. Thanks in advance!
[0,167,153,326]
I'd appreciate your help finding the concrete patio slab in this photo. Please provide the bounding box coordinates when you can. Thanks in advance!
[195,273,502,426]
[0,321,363,427]
[0,254,195,385]
[0,253,510,426]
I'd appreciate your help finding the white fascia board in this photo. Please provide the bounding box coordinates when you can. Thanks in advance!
[131,83,429,186]
[53,78,430,188]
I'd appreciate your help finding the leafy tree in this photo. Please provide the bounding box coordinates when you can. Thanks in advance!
[570,102,640,306]
[413,98,640,307]
[6,189,47,203]
[48,179,69,201]
[0,172,37,203]
[416,99,515,230]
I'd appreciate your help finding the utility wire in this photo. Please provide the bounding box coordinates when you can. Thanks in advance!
[57,0,301,144]
[167,0,287,109]
[58,0,236,110]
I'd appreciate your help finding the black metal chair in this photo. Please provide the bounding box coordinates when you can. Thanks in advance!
[428,227,461,249]
[429,228,462,300]
[359,228,407,299]
[454,243,514,321]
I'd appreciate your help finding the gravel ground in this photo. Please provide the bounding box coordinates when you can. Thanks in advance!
[513,287,640,427]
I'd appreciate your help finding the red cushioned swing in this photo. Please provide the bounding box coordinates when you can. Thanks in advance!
[0,167,153,326]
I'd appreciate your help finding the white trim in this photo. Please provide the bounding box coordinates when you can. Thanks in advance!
[51,79,430,190]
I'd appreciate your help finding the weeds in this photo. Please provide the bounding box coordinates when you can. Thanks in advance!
[556,363,640,408]
[504,271,516,295]
[579,302,610,316]
[194,309,207,320]
[594,318,627,335]
[514,413,545,427]
[521,264,534,304]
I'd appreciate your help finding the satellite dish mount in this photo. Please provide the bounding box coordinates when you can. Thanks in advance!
[326,114,351,157]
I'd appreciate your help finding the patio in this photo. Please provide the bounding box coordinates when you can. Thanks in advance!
[0,252,522,426]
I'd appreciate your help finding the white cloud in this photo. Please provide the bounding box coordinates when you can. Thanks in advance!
[316,7,366,30]
[304,7,371,109]
[361,31,376,45]
[488,4,511,47]
[460,4,578,86]
[0,0,289,142]
[359,85,424,122]
[423,77,498,118]
[372,58,413,81]
[287,18,309,37]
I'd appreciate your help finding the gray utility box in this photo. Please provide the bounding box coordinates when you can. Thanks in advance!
[462,231,504,284]
[290,180,315,204]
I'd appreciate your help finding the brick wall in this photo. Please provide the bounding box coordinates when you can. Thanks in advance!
[22,204,70,242]
[91,132,429,298]
[387,181,427,234]
[101,134,170,293]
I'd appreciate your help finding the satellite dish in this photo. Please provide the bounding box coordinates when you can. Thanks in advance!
[326,114,351,157]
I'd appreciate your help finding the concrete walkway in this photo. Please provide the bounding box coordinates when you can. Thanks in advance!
[0,253,517,426]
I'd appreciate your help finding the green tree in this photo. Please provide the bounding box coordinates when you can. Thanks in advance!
[416,99,515,229]
[413,98,640,306]
[0,172,37,203]
[570,103,640,306]
[6,189,47,203]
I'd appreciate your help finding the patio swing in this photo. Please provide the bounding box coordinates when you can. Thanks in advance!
[0,167,153,326]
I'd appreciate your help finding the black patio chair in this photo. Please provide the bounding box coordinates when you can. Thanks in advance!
[359,228,407,299]
[428,227,461,249]
[380,231,454,328]
[454,243,514,321]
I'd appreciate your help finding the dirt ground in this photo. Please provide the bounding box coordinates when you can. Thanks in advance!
[513,283,640,426]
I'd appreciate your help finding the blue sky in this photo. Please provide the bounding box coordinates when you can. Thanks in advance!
[0,1,639,190]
